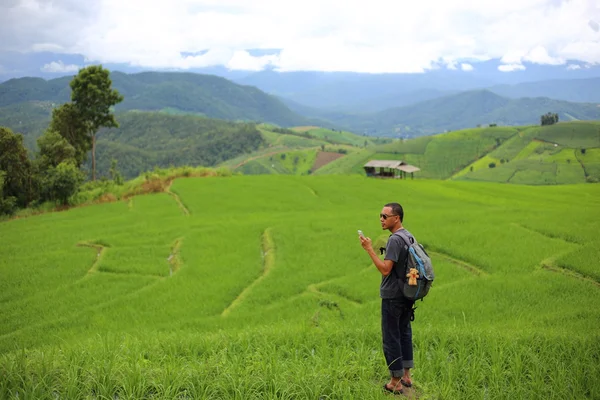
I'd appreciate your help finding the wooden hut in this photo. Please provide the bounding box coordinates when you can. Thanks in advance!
[363,160,420,179]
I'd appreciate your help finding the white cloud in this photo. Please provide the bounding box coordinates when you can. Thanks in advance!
[41,60,80,73]
[567,64,582,70]
[523,46,565,65]
[1,0,599,73]
[226,51,278,71]
[498,64,526,72]
[460,63,474,71]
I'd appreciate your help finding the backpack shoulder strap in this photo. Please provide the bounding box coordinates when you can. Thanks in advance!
[393,229,414,248]
[391,230,413,281]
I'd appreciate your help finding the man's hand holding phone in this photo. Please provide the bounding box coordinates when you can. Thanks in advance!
[358,229,372,250]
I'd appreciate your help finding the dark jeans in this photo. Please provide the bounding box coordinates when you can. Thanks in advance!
[381,298,414,377]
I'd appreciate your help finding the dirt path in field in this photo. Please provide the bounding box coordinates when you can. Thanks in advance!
[222,228,275,317]
[165,180,190,216]
[429,250,487,276]
[76,242,107,277]
[510,224,599,286]
[168,238,184,276]
[541,264,600,287]
[512,223,582,245]
[307,283,362,306]
[77,238,183,279]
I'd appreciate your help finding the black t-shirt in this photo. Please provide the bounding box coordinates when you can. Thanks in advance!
[380,229,413,299]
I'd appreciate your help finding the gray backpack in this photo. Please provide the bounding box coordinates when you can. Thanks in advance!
[394,230,435,301]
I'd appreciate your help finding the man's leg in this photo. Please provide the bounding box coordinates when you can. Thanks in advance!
[399,304,414,386]
[381,299,404,390]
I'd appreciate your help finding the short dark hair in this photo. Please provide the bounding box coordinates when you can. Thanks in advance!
[384,202,404,222]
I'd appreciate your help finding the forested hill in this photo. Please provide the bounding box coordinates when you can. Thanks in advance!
[317,90,600,136]
[91,111,265,179]
[0,71,314,127]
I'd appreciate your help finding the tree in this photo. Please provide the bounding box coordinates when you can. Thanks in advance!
[0,127,34,209]
[48,103,90,166]
[36,130,77,171]
[540,112,559,126]
[70,65,124,180]
[0,171,17,215]
[109,159,124,185]
[39,161,84,205]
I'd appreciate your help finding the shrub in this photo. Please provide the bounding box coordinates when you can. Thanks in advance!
[41,162,85,205]
[489,162,496,168]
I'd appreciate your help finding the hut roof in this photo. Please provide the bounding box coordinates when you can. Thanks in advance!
[364,159,421,173]
[363,160,403,168]
[397,165,421,173]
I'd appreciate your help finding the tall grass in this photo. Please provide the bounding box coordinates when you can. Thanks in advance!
[1,176,599,399]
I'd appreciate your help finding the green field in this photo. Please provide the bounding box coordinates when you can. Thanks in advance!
[1,176,599,399]
[303,122,600,184]
[291,127,373,147]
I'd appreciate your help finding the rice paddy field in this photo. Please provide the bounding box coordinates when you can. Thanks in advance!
[1,175,599,399]
[297,122,600,185]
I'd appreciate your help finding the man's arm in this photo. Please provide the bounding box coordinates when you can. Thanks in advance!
[360,236,395,276]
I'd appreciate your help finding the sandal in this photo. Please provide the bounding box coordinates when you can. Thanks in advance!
[383,383,403,395]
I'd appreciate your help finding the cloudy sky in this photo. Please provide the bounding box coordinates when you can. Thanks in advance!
[1,0,599,74]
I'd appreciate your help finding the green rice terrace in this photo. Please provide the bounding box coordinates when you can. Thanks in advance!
[1,174,599,399]
[234,121,600,185]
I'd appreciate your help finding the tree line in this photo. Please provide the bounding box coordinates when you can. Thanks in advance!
[540,112,559,126]
[0,66,123,215]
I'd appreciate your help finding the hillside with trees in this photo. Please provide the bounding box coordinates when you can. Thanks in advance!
[287,90,600,136]
[2,72,600,140]
[93,112,265,179]
[0,71,317,129]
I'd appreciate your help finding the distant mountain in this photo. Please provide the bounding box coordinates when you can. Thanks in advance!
[3,72,600,143]
[488,77,600,103]
[322,90,600,136]
[0,76,72,107]
[237,70,494,110]
[0,51,256,82]
[282,88,458,114]
[235,61,600,110]
[0,71,314,128]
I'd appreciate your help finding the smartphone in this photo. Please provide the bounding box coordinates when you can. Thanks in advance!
[358,230,365,238]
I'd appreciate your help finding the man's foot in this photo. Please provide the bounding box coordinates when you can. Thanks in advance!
[400,378,412,388]
[383,380,403,395]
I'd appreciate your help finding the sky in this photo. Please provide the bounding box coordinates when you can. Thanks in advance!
[1,0,599,74]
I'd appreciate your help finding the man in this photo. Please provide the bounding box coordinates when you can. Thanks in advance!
[359,202,414,395]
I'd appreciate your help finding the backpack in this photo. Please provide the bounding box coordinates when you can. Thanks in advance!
[393,230,434,301]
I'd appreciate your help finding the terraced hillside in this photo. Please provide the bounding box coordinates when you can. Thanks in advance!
[309,121,600,184]
[219,123,373,175]
[1,176,598,399]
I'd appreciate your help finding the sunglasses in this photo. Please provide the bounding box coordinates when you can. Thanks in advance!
[380,213,398,220]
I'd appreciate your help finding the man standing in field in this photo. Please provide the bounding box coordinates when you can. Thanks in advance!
[359,202,414,395]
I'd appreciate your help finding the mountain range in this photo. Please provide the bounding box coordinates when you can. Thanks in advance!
[285,90,600,136]
[1,70,600,139]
